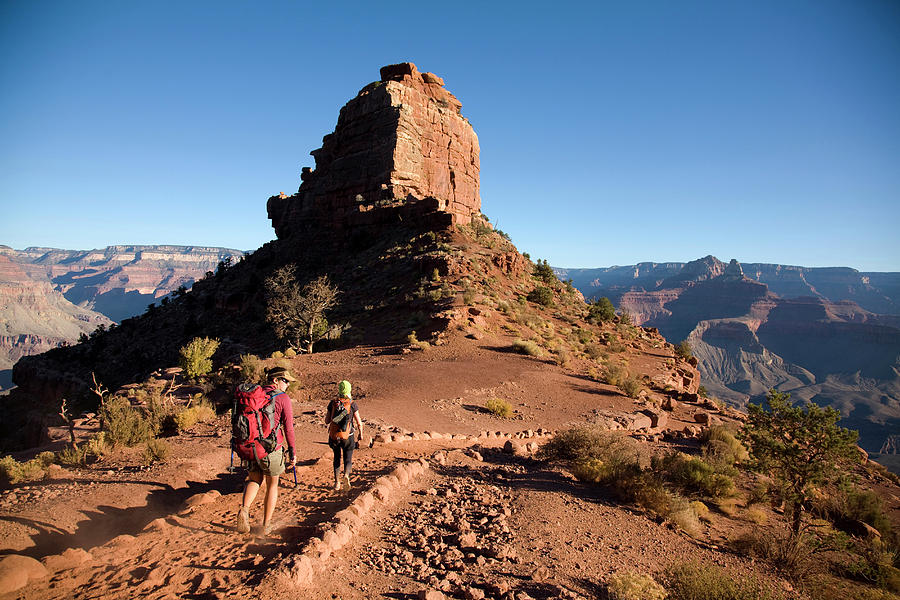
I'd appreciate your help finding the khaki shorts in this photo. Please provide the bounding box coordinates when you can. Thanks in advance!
[247,447,285,477]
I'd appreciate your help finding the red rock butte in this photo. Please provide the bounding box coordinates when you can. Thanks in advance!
[267,62,481,239]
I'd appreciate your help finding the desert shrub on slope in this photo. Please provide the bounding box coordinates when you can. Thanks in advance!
[179,336,220,379]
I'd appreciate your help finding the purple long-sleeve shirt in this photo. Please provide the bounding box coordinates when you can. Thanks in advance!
[263,385,295,455]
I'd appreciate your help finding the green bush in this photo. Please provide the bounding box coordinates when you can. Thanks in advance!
[533,259,557,284]
[179,337,220,379]
[511,339,543,357]
[174,400,217,432]
[100,396,154,447]
[606,571,667,600]
[270,350,284,359]
[0,452,55,486]
[526,286,554,307]
[587,297,616,323]
[664,562,779,600]
[814,486,894,539]
[552,347,571,367]
[284,347,297,358]
[143,438,170,465]
[485,398,513,418]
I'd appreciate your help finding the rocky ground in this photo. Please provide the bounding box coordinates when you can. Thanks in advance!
[1,333,893,599]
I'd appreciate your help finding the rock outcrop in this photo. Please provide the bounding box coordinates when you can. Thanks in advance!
[268,62,480,240]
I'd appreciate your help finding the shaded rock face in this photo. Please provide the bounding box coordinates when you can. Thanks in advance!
[268,62,480,240]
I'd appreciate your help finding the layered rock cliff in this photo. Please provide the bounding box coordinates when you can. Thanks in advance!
[0,246,243,391]
[268,62,480,240]
[562,257,900,454]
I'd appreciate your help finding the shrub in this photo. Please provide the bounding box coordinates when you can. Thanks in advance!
[143,438,170,465]
[526,286,554,307]
[745,505,768,524]
[533,259,557,284]
[656,453,736,498]
[174,400,217,432]
[100,396,154,447]
[814,486,894,539]
[56,446,86,467]
[587,297,616,323]
[605,362,628,387]
[701,425,749,468]
[284,347,297,358]
[619,376,643,399]
[585,343,607,360]
[462,289,476,305]
[238,353,266,384]
[606,571,667,600]
[270,350,284,359]
[731,528,819,582]
[553,347,571,367]
[511,339,543,357]
[407,331,430,350]
[485,398,513,418]
[663,562,778,600]
[178,337,220,379]
[674,340,693,360]
[0,452,56,485]
[669,495,703,537]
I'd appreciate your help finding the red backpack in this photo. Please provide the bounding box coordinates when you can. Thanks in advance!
[232,383,284,461]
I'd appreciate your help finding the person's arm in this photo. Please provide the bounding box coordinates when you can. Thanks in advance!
[324,402,333,425]
[353,410,363,442]
[280,394,296,465]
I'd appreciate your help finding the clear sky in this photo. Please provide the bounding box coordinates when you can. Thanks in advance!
[2,1,898,271]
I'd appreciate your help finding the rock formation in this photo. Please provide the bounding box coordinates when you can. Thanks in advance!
[268,62,480,240]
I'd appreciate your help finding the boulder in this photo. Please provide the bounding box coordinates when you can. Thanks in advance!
[0,554,48,593]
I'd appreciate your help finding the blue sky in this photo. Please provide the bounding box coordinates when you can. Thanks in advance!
[1,1,898,271]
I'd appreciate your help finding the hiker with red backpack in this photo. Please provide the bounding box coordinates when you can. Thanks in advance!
[232,366,297,535]
[326,380,364,491]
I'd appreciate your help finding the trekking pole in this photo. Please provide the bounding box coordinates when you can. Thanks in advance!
[292,465,298,485]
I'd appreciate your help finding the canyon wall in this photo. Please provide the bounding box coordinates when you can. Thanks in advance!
[562,257,900,455]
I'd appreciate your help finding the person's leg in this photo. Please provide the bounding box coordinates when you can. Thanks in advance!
[261,473,279,528]
[332,443,342,490]
[237,469,263,532]
[342,435,355,483]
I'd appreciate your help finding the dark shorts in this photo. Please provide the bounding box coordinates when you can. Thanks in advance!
[247,446,285,477]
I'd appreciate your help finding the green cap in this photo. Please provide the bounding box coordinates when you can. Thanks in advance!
[338,380,352,398]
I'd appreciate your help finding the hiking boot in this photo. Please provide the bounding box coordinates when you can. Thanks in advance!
[236,507,250,534]
[333,479,341,491]
[341,474,351,490]
[263,522,275,537]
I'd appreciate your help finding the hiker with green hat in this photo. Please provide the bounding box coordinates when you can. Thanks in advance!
[325,379,364,491]
[234,366,297,535]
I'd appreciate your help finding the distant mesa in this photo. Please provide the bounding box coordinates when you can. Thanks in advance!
[267,62,480,240]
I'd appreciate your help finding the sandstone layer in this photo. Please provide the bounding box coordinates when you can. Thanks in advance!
[268,62,480,240]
